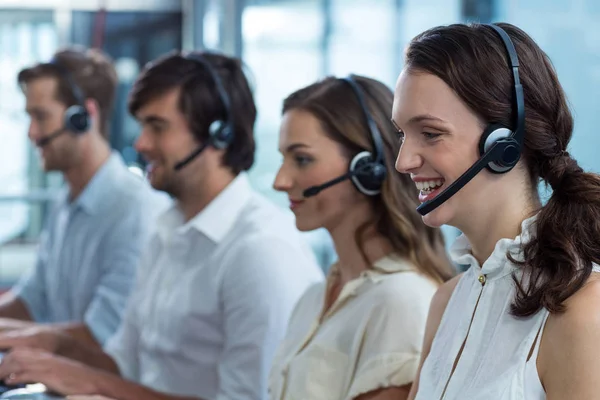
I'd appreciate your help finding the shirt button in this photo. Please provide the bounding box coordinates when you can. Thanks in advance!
[478,275,486,285]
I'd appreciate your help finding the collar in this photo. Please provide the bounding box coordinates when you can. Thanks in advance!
[321,253,414,320]
[329,253,414,285]
[156,173,254,243]
[71,152,126,215]
[450,214,538,280]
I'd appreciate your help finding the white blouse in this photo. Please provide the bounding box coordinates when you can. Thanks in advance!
[415,216,599,400]
[269,254,438,400]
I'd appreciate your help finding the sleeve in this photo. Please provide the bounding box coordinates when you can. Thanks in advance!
[102,239,154,381]
[345,275,436,400]
[103,287,141,380]
[215,234,319,400]
[12,230,51,322]
[83,202,150,346]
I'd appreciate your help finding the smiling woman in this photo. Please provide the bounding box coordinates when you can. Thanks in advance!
[268,75,455,400]
[394,22,600,400]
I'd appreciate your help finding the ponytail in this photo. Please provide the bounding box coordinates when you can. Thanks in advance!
[511,153,600,316]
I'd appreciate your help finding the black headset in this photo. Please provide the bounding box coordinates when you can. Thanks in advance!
[416,23,525,215]
[173,52,235,171]
[36,57,91,147]
[303,75,388,198]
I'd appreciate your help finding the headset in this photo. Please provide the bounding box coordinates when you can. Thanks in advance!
[303,75,388,198]
[173,52,235,171]
[36,57,91,147]
[416,23,525,215]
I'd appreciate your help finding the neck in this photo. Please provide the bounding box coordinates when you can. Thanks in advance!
[327,201,393,283]
[458,191,540,266]
[177,167,236,222]
[64,135,111,201]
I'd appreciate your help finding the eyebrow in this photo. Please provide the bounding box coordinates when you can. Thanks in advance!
[281,143,310,153]
[408,114,447,125]
[391,114,448,130]
[139,115,169,125]
[26,107,47,116]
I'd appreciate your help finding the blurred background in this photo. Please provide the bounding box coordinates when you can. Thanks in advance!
[0,0,598,288]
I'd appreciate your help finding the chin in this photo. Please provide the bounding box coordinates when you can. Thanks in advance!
[295,221,319,232]
[42,160,61,172]
[420,203,453,228]
[293,215,321,232]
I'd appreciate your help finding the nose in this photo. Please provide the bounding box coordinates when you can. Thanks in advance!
[273,162,293,193]
[134,128,152,155]
[395,138,423,174]
[27,120,41,143]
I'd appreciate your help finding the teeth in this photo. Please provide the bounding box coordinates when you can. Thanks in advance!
[415,179,444,193]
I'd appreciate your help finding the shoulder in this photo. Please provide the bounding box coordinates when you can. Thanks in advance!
[426,273,463,333]
[228,195,312,262]
[292,281,326,315]
[544,273,600,334]
[539,275,600,395]
[545,274,600,341]
[370,270,461,321]
[370,271,438,308]
[432,273,463,308]
[221,216,323,283]
[235,192,295,231]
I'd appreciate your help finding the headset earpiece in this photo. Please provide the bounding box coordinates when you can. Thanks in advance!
[342,76,388,196]
[173,52,236,171]
[300,76,388,199]
[49,58,91,136]
[208,119,233,150]
[479,123,518,173]
[64,104,91,134]
[185,52,234,151]
[350,151,387,196]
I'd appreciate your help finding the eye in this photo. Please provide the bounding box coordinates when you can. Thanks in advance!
[423,132,441,140]
[294,154,313,167]
[149,124,165,135]
[396,130,405,143]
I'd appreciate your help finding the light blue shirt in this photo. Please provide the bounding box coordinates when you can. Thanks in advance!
[12,152,170,345]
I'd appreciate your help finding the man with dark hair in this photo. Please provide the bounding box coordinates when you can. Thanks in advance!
[0,51,322,400]
[0,47,168,352]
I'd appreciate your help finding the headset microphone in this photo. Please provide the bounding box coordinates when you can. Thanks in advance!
[416,137,520,215]
[173,142,210,171]
[36,127,68,147]
[302,150,388,198]
[415,23,525,216]
[303,171,356,198]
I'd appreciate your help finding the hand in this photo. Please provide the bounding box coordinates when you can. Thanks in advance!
[0,348,99,395]
[0,318,35,333]
[0,326,65,353]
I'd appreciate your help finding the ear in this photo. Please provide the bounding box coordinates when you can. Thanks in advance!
[84,98,100,121]
[83,98,104,135]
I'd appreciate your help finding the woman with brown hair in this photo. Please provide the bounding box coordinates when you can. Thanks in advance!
[269,75,455,400]
[393,22,600,399]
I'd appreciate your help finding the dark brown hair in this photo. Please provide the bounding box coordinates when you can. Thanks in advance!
[18,46,118,139]
[128,51,257,175]
[283,76,455,284]
[405,22,600,316]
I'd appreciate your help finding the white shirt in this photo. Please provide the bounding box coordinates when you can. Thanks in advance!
[105,173,324,400]
[415,216,598,400]
[269,255,438,400]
